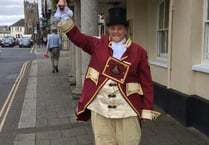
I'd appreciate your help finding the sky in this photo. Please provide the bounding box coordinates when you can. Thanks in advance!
[0,0,41,26]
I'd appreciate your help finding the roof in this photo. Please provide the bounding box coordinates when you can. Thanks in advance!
[0,26,9,31]
[10,19,25,27]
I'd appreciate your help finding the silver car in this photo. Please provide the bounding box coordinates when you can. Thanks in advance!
[19,37,32,48]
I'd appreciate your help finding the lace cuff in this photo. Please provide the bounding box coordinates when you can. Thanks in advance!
[58,18,74,33]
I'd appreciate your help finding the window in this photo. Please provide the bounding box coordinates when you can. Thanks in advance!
[191,0,209,73]
[203,0,209,63]
[157,0,169,58]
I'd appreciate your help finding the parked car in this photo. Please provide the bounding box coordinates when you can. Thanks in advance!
[23,34,33,44]
[1,36,15,47]
[18,37,32,48]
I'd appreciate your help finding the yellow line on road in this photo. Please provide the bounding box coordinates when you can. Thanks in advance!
[0,61,28,132]
[0,63,26,118]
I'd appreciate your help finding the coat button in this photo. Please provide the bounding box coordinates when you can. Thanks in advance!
[107,105,117,108]
[108,83,117,87]
[108,94,116,98]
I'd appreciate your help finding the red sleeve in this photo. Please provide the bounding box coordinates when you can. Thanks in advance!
[138,49,154,110]
[66,25,99,55]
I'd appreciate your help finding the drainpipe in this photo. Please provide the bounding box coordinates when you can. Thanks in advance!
[167,0,174,88]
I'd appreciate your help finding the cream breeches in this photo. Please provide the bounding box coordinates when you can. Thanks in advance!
[91,111,141,145]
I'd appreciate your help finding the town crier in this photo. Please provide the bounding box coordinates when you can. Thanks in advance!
[57,3,160,145]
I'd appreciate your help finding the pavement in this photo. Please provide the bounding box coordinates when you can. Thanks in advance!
[9,45,209,145]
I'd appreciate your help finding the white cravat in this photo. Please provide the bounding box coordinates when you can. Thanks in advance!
[111,38,127,59]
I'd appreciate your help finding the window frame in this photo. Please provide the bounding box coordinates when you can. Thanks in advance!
[157,0,169,59]
[203,0,209,63]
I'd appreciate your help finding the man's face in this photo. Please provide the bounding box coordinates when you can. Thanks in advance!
[107,25,127,42]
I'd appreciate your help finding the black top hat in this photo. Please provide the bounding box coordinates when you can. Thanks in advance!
[106,7,128,27]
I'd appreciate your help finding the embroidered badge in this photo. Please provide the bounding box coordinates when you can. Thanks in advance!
[102,57,130,84]
[111,65,120,75]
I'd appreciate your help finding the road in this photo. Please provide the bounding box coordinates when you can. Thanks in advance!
[0,46,36,145]
[0,46,35,107]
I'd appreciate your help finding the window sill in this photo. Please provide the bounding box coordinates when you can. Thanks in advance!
[149,58,168,68]
[192,64,209,74]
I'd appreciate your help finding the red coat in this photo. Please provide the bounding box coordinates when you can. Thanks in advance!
[66,25,154,121]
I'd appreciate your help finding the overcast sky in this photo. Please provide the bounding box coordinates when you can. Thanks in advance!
[0,0,41,26]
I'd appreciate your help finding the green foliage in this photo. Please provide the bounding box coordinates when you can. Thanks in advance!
[52,0,59,9]
[42,29,50,37]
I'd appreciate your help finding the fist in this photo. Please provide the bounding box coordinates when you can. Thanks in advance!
[54,6,73,24]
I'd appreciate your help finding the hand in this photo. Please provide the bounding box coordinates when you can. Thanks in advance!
[54,6,73,24]
[56,0,67,11]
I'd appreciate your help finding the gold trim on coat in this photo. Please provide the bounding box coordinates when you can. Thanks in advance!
[76,78,109,116]
[141,109,161,120]
[102,57,130,84]
[118,84,141,117]
[126,83,143,96]
[86,67,99,85]
[58,18,75,33]
[125,37,132,48]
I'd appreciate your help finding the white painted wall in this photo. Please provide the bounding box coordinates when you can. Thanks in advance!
[127,0,209,100]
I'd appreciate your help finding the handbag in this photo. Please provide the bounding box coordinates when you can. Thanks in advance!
[44,51,49,58]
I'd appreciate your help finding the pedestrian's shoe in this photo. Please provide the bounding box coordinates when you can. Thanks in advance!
[52,70,56,73]
[55,66,59,72]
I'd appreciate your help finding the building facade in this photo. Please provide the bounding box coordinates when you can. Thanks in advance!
[24,0,39,34]
[0,26,10,39]
[127,0,209,136]
[10,19,25,38]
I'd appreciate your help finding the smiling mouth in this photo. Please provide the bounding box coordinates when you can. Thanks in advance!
[112,34,120,37]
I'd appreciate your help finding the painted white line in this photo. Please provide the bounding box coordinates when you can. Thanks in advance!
[18,61,37,128]
[0,61,28,132]
[30,45,35,54]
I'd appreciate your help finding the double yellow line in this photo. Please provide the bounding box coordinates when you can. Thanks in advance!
[0,61,29,132]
